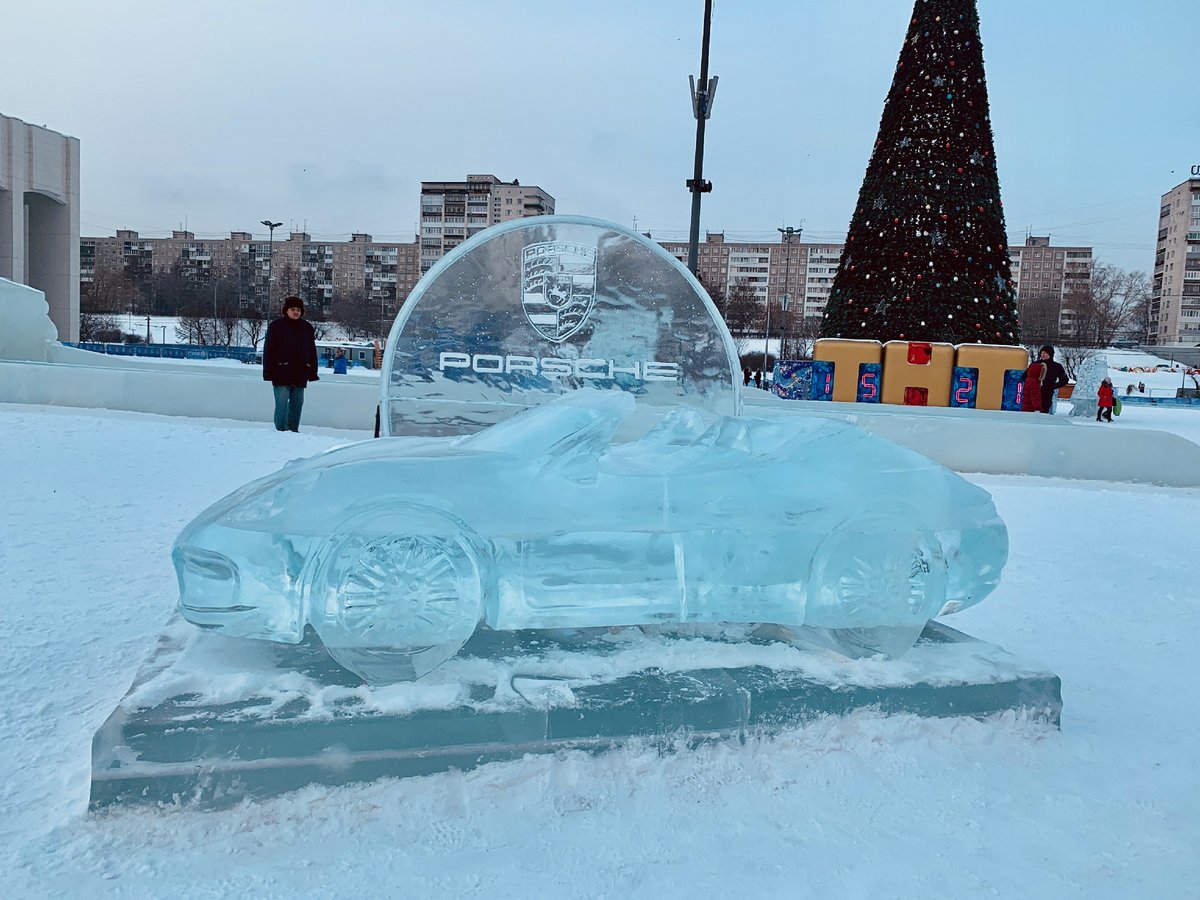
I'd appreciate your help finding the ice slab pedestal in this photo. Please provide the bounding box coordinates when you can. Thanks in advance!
[90,620,1061,810]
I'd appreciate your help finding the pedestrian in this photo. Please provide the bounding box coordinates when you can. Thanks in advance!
[333,348,349,375]
[753,370,762,389]
[262,296,319,432]
[1021,356,1045,412]
[1138,381,1145,393]
[1036,345,1069,414]
[1096,377,1114,422]
[1126,383,1134,396]
[742,367,751,387]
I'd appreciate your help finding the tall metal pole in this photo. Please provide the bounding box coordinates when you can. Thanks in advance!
[777,225,802,358]
[261,220,282,310]
[762,298,772,378]
[686,0,717,274]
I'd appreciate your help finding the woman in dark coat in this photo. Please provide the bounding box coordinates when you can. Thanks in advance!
[262,296,319,432]
[1037,345,1070,414]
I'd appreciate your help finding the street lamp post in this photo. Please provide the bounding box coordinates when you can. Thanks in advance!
[261,220,282,310]
[158,325,167,344]
[777,225,802,358]
[762,296,772,379]
[685,0,718,274]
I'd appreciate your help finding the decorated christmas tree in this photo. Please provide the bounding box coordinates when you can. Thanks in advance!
[820,0,1020,345]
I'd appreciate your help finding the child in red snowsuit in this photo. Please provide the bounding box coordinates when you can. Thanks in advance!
[1097,378,1114,422]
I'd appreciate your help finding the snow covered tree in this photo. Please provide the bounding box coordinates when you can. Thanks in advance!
[820,0,1020,345]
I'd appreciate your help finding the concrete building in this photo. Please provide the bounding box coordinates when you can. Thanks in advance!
[1008,235,1094,342]
[0,113,80,341]
[659,232,1093,341]
[1150,177,1200,345]
[419,174,554,273]
[82,229,421,321]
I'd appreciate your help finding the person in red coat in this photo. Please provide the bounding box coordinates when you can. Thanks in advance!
[1096,377,1115,422]
[1022,360,1046,412]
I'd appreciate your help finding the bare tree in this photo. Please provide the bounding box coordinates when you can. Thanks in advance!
[300,269,326,320]
[332,290,379,341]
[785,314,821,360]
[172,262,218,345]
[79,269,130,340]
[697,272,727,319]
[1051,345,1094,382]
[1017,291,1061,347]
[1063,263,1149,347]
[81,267,135,314]
[1128,272,1153,345]
[276,263,300,299]
[723,279,761,337]
[78,303,121,343]
[239,303,268,351]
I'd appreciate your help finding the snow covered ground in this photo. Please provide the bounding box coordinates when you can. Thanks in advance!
[1,396,1198,898]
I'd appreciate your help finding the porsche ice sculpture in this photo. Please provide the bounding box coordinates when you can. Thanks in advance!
[174,392,1007,683]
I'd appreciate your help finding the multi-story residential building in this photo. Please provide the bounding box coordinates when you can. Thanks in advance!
[1150,177,1200,345]
[659,232,1092,340]
[81,229,421,319]
[1008,235,1094,341]
[659,233,824,339]
[419,174,554,273]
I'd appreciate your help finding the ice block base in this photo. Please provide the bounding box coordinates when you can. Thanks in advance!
[90,621,1061,810]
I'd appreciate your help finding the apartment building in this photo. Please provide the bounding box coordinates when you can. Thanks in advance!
[660,232,1092,338]
[419,174,554,273]
[1008,235,1094,340]
[82,229,420,318]
[1150,177,1200,345]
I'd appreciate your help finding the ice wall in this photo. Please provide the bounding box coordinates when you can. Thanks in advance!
[0,277,59,362]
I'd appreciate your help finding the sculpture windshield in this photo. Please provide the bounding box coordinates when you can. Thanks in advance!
[380,216,742,436]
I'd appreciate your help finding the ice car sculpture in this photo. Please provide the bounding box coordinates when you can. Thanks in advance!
[174,392,1008,683]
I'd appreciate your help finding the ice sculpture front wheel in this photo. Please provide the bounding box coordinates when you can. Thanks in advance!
[805,521,947,658]
[308,505,484,683]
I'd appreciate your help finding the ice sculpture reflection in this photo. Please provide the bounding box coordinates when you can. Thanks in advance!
[174,392,1008,683]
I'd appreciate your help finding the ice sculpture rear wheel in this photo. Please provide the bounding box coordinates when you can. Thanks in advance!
[805,520,947,656]
[308,505,484,683]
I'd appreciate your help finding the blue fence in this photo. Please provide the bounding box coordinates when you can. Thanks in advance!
[1118,394,1200,408]
[65,342,258,363]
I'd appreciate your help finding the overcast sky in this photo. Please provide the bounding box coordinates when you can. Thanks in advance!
[2,0,1195,272]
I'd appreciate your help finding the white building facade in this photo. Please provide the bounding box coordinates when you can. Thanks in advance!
[0,113,80,341]
[1150,177,1200,345]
